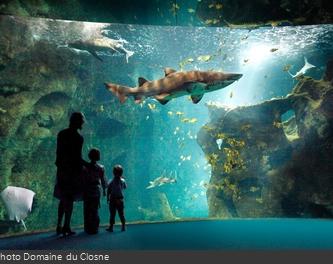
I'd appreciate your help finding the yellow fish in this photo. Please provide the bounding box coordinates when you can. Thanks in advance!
[188,8,195,13]
[179,57,195,70]
[215,3,223,9]
[176,111,184,116]
[181,118,198,123]
[203,125,214,132]
[148,103,156,110]
[197,55,213,62]
[205,19,213,25]
[167,111,173,116]
[273,121,283,128]
[180,155,191,161]
[208,4,215,8]
[189,118,198,123]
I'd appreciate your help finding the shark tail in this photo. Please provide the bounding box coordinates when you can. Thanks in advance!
[304,57,316,69]
[123,48,134,63]
[104,83,128,103]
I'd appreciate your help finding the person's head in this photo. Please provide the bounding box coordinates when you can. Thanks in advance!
[69,112,85,130]
[113,164,123,178]
[88,148,100,162]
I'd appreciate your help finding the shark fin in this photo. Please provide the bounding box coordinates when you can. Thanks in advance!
[164,68,177,76]
[138,77,149,86]
[89,50,103,61]
[157,99,170,105]
[154,94,171,105]
[191,94,204,104]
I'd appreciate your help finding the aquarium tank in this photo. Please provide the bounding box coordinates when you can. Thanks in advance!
[0,0,333,235]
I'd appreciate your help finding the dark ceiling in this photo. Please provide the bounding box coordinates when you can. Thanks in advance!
[0,0,332,28]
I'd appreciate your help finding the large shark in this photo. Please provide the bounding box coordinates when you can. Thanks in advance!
[288,57,316,78]
[68,37,134,63]
[104,68,242,105]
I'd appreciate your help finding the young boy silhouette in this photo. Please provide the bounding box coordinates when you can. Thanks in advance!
[106,165,127,232]
[82,148,107,234]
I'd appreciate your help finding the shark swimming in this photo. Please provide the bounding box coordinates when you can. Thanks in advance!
[104,68,243,105]
[288,57,316,78]
[146,170,178,189]
[68,37,134,63]
[146,176,177,189]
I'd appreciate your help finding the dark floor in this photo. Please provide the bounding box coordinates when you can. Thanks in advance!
[1,218,333,250]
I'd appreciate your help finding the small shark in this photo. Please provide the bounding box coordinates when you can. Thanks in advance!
[288,57,316,78]
[105,68,242,104]
[146,170,178,189]
[68,37,134,63]
[146,176,177,189]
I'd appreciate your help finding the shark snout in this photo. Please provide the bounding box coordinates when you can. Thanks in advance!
[229,73,243,81]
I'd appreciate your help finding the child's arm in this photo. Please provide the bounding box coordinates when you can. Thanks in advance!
[122,178,127,190]
[106,184,111,202]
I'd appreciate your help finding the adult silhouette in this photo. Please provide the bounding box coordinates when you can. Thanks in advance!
[53,112,88,236]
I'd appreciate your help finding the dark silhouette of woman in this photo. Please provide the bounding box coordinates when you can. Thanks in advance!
[53,112,89,236]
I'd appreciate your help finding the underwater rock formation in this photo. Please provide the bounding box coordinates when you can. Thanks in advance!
[198,59,333,218]
[138,192,175,221]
